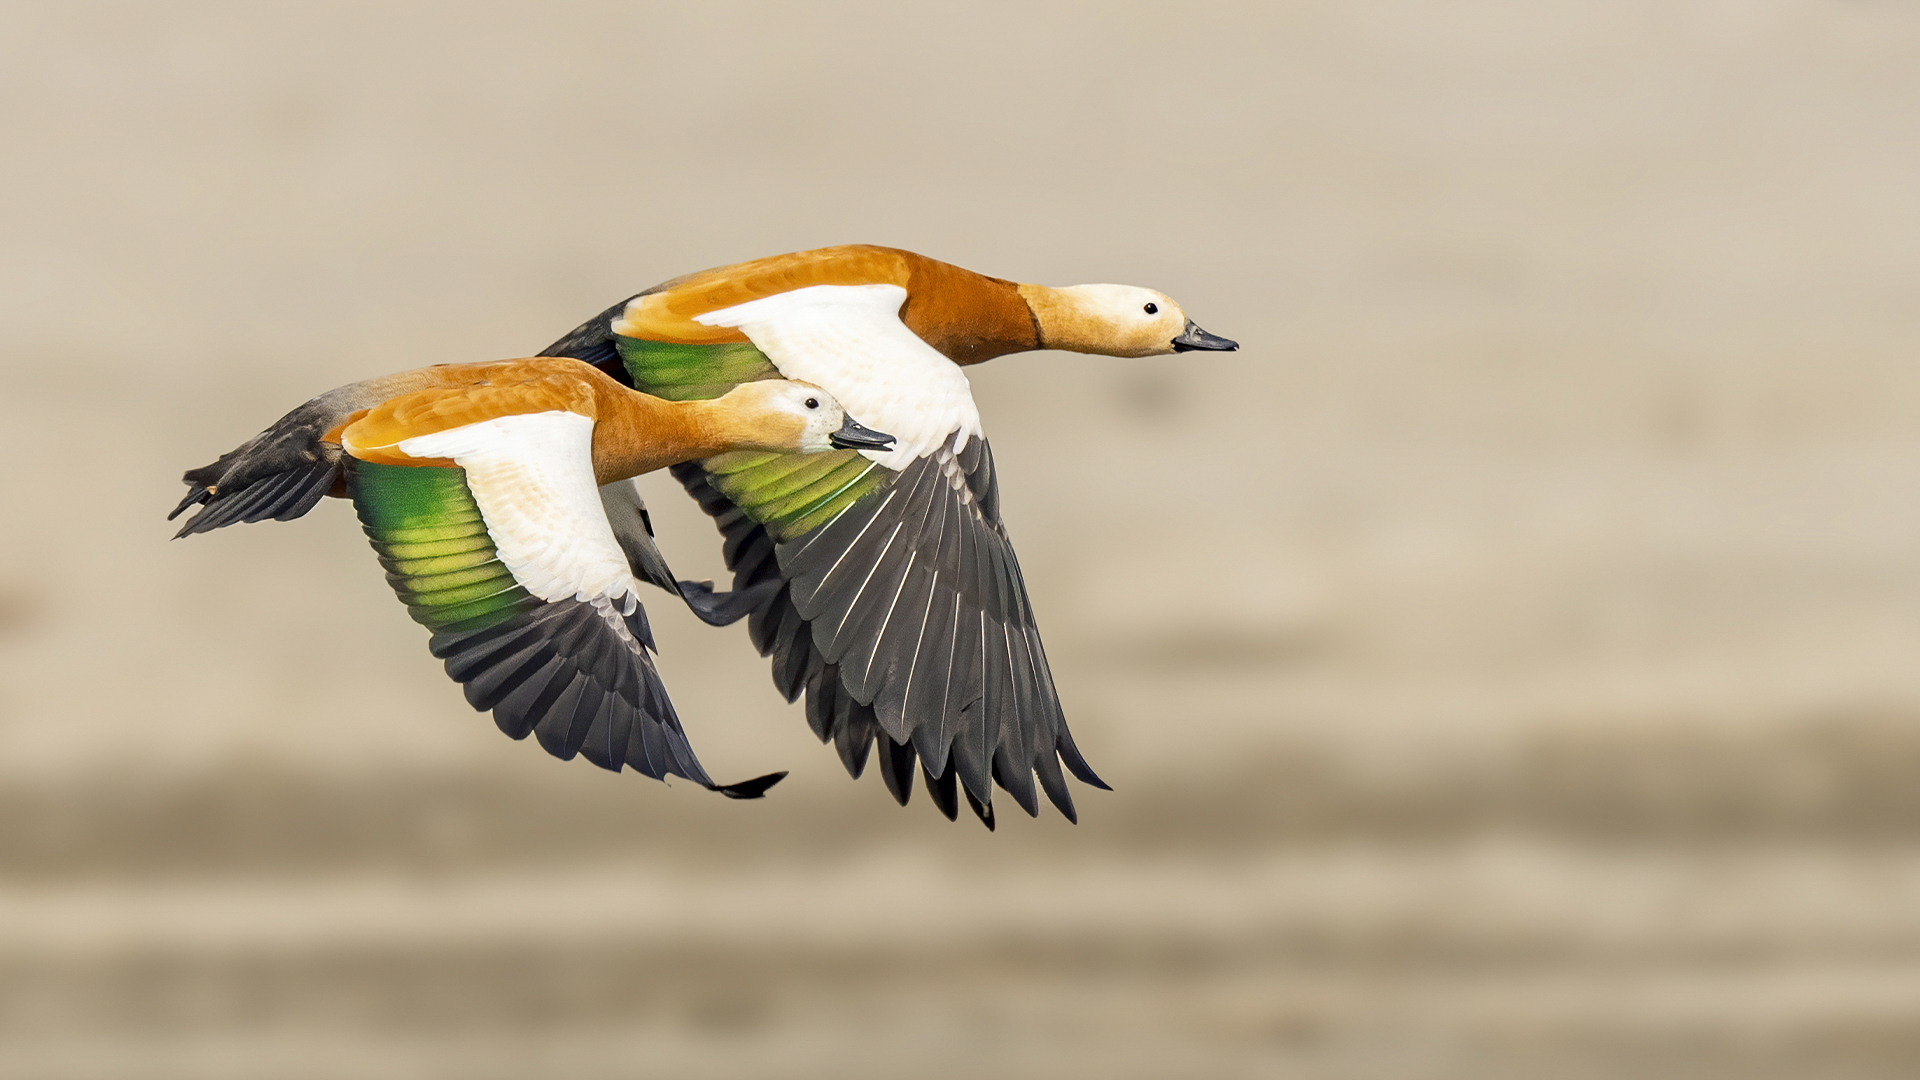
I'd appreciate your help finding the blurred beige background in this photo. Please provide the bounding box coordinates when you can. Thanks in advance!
[3,0,1920,1076]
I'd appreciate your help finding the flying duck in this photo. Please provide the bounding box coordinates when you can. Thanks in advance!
[539,245,1238,827]
[170,357,895,797]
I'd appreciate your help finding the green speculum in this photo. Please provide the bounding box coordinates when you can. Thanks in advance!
[351,461,533,634]
[617,338,780,402]
[618,337,888,542]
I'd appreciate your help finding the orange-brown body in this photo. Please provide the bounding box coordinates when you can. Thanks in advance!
[331,358,816,485]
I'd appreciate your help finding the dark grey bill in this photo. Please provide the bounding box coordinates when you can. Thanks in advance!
[1171,320,1239,352]
[829,415,896,451]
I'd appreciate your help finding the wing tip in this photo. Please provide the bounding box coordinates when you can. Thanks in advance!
[924,761,960,821]
[878,737,916,806]
[963,785,996,831]
[715,770,789,799]
[1057,734,1112,791]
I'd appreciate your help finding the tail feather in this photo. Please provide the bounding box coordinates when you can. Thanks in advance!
[169,377,409,538]
[171,459,338,538]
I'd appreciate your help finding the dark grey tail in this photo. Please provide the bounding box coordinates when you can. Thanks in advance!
[170,458,338,538]
[168,382,388,538]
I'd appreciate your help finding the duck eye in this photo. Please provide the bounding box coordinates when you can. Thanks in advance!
[805,397,820,410]
[1143,302,1159,315]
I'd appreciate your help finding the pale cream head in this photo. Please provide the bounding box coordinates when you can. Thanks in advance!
[709,380,895,454]
[1018,283,1188,357]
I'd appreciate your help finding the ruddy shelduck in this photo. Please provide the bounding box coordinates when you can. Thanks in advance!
[171,357,894,797]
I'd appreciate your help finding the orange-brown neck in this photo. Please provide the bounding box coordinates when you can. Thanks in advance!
[894,254,1041,365]
[589,389,731,484]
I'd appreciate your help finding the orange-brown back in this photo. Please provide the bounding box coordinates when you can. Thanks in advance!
[615,245,1040,364]
[339,359,614,467]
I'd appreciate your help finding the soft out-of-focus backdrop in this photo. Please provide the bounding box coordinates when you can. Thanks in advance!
[3,1,1919,1076]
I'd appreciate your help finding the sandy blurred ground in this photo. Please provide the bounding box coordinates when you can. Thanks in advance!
[3,0,1920,1076]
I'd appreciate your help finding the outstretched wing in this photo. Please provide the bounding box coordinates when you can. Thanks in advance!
[674,437,1106,826]
[550,286,1104,824]
[347,417,780,799]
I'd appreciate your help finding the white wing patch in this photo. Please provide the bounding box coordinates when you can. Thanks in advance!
[694,283,983,470]
[395,412,641,614]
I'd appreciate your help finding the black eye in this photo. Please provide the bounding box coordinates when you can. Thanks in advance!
[805,397,819,409]
[1143,302,1158,315]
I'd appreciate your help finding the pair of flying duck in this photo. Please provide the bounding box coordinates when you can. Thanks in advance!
[173,245,1237,827]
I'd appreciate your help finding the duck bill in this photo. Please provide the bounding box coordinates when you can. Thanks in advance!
[1171,320,1238,352]
[829,415,896,451]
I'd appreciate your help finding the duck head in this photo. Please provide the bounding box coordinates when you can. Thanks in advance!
[1018,283,1239,358]
[712,380,896,454]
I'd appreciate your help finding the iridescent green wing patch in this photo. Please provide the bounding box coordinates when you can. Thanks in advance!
[616,338,779,402]
[704,448,890,543]
[618,338,888,543]
[348,460,537,634]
